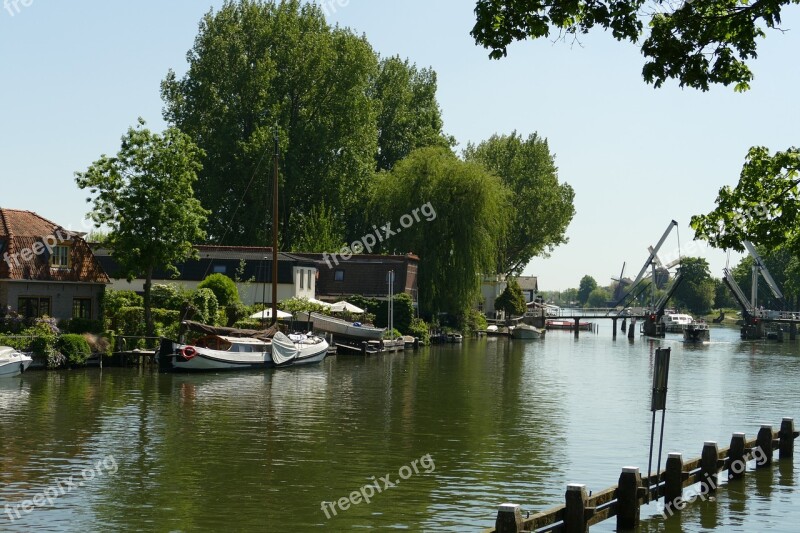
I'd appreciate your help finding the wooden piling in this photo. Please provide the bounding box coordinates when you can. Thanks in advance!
[564,484,589,533]
[780,418,798,459]
[413,337,420,350]
[616,467,642,530]
[790,323,797,341]
[727,433,747,480]
[360,341,367,356]
[612,319,617,339]
[494,503,523,533]
[664,453,684,506]
[574,318,580,338]
[756,425,774,468]
[700,441,720,490]
[627,319,635,339]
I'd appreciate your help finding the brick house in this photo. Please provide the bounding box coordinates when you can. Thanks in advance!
[0,208,109,321]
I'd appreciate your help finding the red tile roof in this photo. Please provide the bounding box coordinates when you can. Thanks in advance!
[0,208,109,283]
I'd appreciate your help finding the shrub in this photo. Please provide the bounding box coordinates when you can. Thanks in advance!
[462,309,487,334]
[57,334,92,366]
[197,273,239,308]
[22,321,62,368]
[232,318,264,330]
[150,284,189,310]
[103,290,143,323]
[189,288,219,325]
[59,318,104,334]
[407,317,430,345]
[225,302,250,327]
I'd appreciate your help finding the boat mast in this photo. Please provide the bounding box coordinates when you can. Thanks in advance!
[271,127,279,327]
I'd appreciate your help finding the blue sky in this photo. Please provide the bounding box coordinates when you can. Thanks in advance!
[2,1,798,290]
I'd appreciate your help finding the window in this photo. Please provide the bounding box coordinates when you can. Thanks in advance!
[300,269,304,289]
[50,245,70,268]
[18,297,51,318]
[334,270,344,282]
[307,269,312,289]
[213,265,227,274]
[73,298,92,319]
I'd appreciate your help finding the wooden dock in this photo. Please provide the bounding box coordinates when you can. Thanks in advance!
[488,418,799,532]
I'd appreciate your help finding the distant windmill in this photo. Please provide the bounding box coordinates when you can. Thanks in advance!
[611,262,633,302]
[648,246,680,289]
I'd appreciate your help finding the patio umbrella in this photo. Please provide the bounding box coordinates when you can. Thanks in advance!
[307,298,332,308]
[329,301,364,314]
[250,308,292,320]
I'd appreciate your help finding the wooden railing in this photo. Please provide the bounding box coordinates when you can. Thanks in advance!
[488,418,798,532]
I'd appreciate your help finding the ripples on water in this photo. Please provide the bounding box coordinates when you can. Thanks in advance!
[0,325,798,531]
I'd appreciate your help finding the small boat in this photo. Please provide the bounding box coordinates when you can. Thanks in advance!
[683,322,710,343]
[298,312,385,341]
[0,347,33,377]
[510,324,545,339]
[447,333,463,343]
[159,322,328,372]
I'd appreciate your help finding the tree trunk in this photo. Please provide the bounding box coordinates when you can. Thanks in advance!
[144,267,154,339]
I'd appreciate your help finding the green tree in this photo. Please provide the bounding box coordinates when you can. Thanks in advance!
[290,202,345,253]
[198,273,240,308]
[76,119,208,337]
[587,287,611,308]
[369,147,509,317]
[495,278,527,316]
[374,56,452,171]
[577,275,597,306]
[673,257,715,314]
[471,0,797,92]
[713,277,736,309]
[464,132,575,274]
[162,0,384,249]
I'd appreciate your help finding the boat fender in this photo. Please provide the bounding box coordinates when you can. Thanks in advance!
[182,346,197,360]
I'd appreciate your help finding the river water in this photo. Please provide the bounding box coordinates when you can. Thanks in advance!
[1,324,798,532]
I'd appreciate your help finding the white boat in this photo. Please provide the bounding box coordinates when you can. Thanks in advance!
[159,326,328,372]
[0,347,33,377]
[683,322,711,343]
[661,313,694,332]
[510,324,545,339]
[299,312,385,341]
[447,333,463,343]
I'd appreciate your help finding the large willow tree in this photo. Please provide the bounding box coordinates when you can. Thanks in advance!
[464,132,574,275]
[369,147,509,317]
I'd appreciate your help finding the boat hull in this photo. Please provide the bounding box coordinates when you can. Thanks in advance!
[158,338,328,372]
[298,312,385,341]
[511,325,544,339]
[683,325,711,343]
[0,347,33,377]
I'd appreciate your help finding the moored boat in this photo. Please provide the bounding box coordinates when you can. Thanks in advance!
[0,346,33,377]
[299,311,385,341]
[510,324,545,339]
[545,319,593,331]
[159,322,328,372]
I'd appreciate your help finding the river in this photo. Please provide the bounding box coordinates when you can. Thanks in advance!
[1,324,798,531]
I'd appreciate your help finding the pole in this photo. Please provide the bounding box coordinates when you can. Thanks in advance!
[271,127,279,327]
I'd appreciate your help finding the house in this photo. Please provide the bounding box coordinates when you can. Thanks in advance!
[0,208,109,321]
[517,276,539,303]
[93,246,319,306]
[479,275,507,318]
[293,253,419,306]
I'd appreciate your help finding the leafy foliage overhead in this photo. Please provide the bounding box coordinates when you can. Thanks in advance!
[691,147,800,252]
[471,0,799,91]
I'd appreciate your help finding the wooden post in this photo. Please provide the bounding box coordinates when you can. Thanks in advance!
[564,484,589,533]
[413,337,419,349]
[790,322,797,341]
[700,441,720,490]
[360,341,367,356]
[616,467,642,530]
[727,433,747,480]
[664,453,683,507]
[495,503,523,533]
[779,417,797,459]
[628,319,635,339]
[574,318,580,338]
[621,318,627,333]
[756,425,773,468]
[612,318,617,339]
